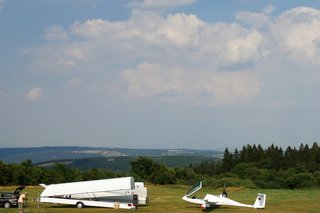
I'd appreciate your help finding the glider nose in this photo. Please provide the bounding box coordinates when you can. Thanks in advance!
[182,195,206,205]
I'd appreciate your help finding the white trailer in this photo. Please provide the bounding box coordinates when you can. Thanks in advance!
[134,182,148,205]
[39,196,137,209]
[39,177,147,209]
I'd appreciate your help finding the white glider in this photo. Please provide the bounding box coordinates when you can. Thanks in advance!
[182,182,266,210]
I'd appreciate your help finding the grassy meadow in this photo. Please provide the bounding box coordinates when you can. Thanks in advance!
[0,185,319,212]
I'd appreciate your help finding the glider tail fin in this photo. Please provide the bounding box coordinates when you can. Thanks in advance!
[253,193,266,209]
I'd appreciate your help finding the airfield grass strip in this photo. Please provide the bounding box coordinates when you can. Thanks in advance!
[0,185,320,212]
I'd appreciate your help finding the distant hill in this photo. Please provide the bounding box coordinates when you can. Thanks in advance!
[56,155,213,172]
[0,146,223,171]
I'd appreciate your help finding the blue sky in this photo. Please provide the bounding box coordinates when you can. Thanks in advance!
[1,0,320,150]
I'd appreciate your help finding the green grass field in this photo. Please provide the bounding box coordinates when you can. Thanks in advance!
[0,185,319,212]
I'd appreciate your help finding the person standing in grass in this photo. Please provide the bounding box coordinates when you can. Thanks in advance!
[18,192,27,213]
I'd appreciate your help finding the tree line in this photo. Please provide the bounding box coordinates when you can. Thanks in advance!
[0,159,117,186]
[193,143,320,189]
[0,143,320,189]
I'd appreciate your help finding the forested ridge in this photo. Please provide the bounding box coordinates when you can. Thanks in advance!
[0,143,319,189]
[193,143,320,189]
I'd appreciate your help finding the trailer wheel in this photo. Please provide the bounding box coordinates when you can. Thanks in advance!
[4,202,11,208]
[76,202,84,208]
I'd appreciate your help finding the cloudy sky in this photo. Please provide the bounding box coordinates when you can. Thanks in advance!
[1,0,320,150]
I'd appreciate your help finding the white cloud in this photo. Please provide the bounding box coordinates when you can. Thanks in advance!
[29,6,320,107]
[0,0,5,11]
[46,10,264,69]
[26,87,43,101]
[270,7,320,66]
[44,25,68,41]
[31,42,91,72]
[235,11,270,29]
[29,9,266,106]
[70,11,205,46]
[57,59,76,67]
[195,23,266,66]
[122,62,260,106]
[129,0,197,9]
[262,5,275,15]
[68,78,83,87]
[219,30,265,65]
[122,62,178,97]
[233,5,274,29]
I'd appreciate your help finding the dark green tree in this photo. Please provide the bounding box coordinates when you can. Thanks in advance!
[222,148,235,172]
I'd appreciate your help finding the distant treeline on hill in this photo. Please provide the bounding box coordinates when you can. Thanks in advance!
[0,143,319,189]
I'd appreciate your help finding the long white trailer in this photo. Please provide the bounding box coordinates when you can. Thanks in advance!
[39,196,137,209]
[39,177,147,209]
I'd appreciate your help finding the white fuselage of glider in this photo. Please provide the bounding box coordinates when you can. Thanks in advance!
[182,182,266,210]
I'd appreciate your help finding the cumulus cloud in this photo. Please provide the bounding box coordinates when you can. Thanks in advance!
[129,0,197,9]
[36,10,265,71]
[29,9,266,106]
[26,87,43,100]
[194,23,266,67]
[70,11,205,46]
[29,6,320,106]
[234,5,274,29]
[270,7,320,66]
[235,11,270,29]
[122,62,260,106]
